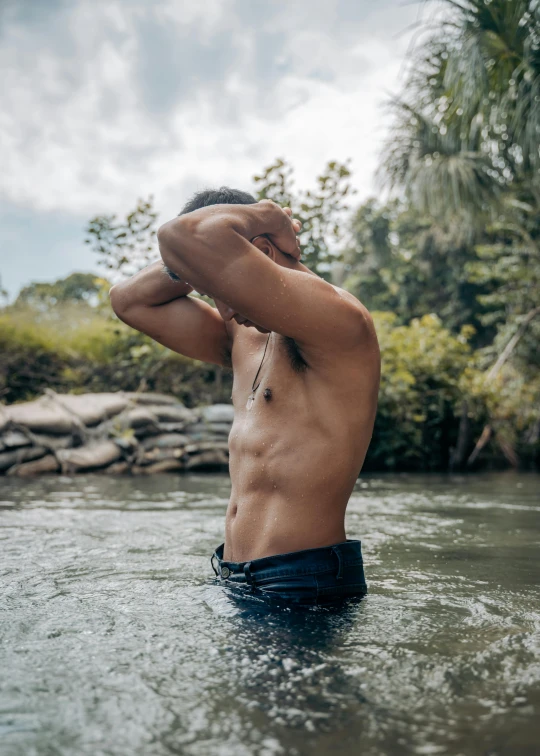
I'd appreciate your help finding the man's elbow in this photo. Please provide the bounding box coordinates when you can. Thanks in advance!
[158,216,198,269]
[109,283,132,322]
[157,219,180,260]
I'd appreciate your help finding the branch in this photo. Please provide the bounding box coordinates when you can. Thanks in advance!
[486,306,540,382]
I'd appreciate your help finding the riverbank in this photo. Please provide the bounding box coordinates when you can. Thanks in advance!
[0,391,232,477]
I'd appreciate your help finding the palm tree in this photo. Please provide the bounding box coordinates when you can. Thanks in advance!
[382,0,540,465]
[383,0,540,219]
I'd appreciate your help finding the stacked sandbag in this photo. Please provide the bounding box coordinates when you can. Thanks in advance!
[0,392,234,476]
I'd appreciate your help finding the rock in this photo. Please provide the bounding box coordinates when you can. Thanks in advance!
[150,404,196,424]
[103,461,130,475]
[183,432,227,443]
[184,449,229,469]
[52,393,129,426]
[123,392,180,406]
[185,441,230,454]
[0,394,235,476]
[137,447,185,465]
[1,431,31,449]
[132,459,185,474]
[106,407,160,436]
[122,407,159,428]
[201,404,235,424]
[155,422,194,435]
[7,454,60,476]
[141,433,190,450]
[207,422,233,435]
[0,406,8,434]
[30,434,74,451]
[58,441,122,473]
[185,422,232,436]
[5,396,77,435]
[0,446,48,472]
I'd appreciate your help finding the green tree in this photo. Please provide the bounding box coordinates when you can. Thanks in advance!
[253,158,355,279]
[342,198,493,341]
[382,0,540,349]
[366,312,477,471]
[84,196,159,279]
[14,272,109,312]
[379,0,540,462]
[383,0,540,220]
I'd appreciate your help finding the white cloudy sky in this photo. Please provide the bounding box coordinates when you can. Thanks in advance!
[0,0,427,298]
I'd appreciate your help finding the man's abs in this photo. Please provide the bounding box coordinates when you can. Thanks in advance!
[223,412,369,562]
[223,328,380,562]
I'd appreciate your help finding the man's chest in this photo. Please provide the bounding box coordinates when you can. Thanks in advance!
[229,333,309,409]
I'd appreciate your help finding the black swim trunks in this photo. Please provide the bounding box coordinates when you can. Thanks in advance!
[211,539,367,606]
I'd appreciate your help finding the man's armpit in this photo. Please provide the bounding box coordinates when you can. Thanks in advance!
[163,264,183,282]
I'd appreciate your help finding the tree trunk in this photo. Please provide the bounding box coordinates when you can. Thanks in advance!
[487,306,540,381]
[449,400,469,471]
[467,424,492,467]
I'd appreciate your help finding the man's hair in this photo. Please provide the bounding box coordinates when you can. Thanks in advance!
[179,186,257,215]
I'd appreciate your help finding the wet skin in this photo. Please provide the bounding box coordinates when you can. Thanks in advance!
[110,201,380,562]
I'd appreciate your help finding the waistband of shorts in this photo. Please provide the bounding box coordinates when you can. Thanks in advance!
[211,539,364,581]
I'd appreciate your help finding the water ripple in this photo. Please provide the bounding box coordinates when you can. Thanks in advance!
[0,472,539,755]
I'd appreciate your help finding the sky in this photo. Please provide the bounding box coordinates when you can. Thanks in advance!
[0,0,426,299]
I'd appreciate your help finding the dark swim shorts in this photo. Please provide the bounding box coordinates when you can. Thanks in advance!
[210,540,367,606]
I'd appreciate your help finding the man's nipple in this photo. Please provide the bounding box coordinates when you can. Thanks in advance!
[263,387,272,401]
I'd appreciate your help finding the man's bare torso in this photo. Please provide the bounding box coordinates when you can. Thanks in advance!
[224,317,380,561]
[110,198,381,564]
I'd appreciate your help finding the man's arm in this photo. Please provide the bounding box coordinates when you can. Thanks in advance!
[109,261,232,367]
[157,201,374,354]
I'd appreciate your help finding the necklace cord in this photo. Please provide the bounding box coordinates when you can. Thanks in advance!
[251,332,272,393]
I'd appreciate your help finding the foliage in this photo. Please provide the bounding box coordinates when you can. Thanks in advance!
[365,313,476,470]
[466,200,540,371]
[0,313,69,402]
[0,305,232,407]
[342,198,494,341]
[13,272,110,312]
[253,158,355,279]
[83,162,354,284]
[381,0,540,352]
[361,312,539,470]
[383,0,540,219]
[373,0,540,466]
[2,296,537,468]
[84,197,159,279]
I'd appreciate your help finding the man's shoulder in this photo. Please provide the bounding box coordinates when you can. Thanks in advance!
[324,285,378,349]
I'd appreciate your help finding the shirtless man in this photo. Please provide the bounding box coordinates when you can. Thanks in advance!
[110,188,380,605]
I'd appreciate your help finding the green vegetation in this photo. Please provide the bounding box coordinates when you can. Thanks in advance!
[1,0,538,470]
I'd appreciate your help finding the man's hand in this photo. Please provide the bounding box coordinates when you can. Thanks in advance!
[254,201,302,260]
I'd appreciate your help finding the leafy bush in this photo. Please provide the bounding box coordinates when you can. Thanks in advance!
[1,301,537,470]
[0,307,232,407]
[0,315,66,402]
[365,313,477,470]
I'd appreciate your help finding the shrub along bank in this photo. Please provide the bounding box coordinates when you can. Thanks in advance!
[0,307,538,472]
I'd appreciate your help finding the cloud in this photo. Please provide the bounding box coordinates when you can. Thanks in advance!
[0,0,423,296]
[0,0,419,214]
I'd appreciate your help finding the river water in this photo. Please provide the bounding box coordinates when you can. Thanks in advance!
[1,472,539,756]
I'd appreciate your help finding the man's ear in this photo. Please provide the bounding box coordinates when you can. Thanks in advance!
[251,235,277,261]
